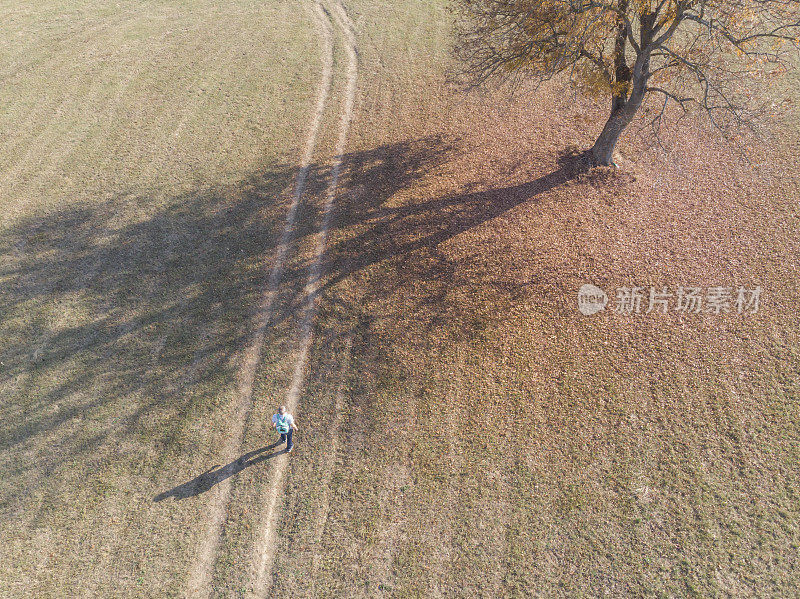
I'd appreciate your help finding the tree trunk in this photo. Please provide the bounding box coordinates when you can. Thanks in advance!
[591,51,651,167]
[590,102,634,166]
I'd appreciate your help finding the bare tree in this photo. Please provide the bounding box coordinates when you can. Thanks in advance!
[453,0,800,165]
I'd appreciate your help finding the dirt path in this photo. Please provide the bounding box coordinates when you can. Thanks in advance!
[250,2,358,596]
[184,4,335,596]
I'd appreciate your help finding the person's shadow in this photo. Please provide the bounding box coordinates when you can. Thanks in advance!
[153,442,286,501]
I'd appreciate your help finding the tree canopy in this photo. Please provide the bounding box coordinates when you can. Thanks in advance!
[453,0,800,165]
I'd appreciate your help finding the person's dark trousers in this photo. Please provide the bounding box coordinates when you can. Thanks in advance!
[280,429,294,451]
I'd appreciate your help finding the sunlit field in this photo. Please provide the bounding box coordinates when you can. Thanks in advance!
[1,0,798,597]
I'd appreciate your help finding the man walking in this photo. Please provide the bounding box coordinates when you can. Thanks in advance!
[272,405,298,453]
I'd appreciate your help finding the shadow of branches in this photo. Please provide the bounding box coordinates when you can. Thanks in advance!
[0,135,583,502]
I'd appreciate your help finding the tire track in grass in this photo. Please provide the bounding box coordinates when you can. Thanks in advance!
[184,4,335,596]
[0,11,137,162]
[137,33,237,183]
[250,2,357,595]
[8,56,145,202]
[134,21,240,186]
[0,71,106,193]
[437,348,467,597]
[308,335,353,592]
[4,12,228,206]
[0,10,144,191]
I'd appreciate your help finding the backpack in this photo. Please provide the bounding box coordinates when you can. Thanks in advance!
[275,414,290,434]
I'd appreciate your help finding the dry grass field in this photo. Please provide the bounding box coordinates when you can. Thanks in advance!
[1,0,799,597]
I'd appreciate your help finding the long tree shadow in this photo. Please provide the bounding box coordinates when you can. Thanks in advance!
[268,142,590,339]
[1,173,294,460]
[0,137,455,517]
[326,146,588,287]
[0,135,587,516]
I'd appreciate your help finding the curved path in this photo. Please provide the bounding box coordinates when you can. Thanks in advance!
[250,2,358,596]
[185,3,337,596]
